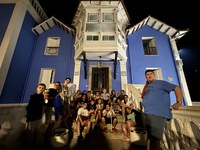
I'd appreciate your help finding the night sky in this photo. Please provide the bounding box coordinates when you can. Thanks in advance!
[37,0,200,102]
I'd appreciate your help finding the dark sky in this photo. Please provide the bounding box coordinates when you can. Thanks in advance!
[37,0,200,102]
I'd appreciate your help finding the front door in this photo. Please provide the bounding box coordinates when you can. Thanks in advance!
[91,67,109,92]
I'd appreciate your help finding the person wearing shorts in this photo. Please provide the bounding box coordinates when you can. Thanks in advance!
[101,103,118,132]
[141,69,183,150]
[76,102,91,142]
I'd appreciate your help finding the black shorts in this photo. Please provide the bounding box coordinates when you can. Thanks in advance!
[105,117,116,124]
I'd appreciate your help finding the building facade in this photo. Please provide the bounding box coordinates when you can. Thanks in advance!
[0,0,191,105]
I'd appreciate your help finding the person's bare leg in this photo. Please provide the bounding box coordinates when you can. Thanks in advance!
[113,118,118,128]
[122,107,125,118]
[86,121,91,134]
[101,117,107,130]
[121,123,128,136]
[98,110,102,119]
[77,121,81,136]
[95,113,99,125]
[146,138,150,150]
[150,136,161,150]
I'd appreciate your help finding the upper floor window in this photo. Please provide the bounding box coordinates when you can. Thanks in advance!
[142,37,158,55]
[102,13,114,22]
[44,37,60,56]
[87,35,99,41]
[88,13,99,22]
[146,68,163,80]
[101,23,115,32]
[86,24,100,32]
[102,35,115,41]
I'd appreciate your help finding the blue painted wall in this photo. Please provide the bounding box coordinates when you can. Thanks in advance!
[126,25,180,103]
[0,11,37,103]
[22,26,75,103]
[0,4,15,45]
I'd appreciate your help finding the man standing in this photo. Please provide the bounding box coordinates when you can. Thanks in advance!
[60,77,75,128]
[141,69,183,150]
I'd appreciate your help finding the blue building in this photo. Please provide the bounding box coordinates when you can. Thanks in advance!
[0,0,191,105]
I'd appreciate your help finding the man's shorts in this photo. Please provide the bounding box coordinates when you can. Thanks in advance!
[144,114,167,140]
[105,117,116,124]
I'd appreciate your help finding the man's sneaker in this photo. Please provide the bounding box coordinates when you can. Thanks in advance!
[112,128,118,132]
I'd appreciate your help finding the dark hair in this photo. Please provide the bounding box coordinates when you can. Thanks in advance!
[145,69,155,75]
[48,88,58,97]
[65,77,71,81]
[55,81,61,86]
[38,83,46,88]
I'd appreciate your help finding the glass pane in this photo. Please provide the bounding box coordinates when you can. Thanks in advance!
[86,23,100,32]
[103,14,113,22]
[47,37,60,47]
[103,36,109,41]
[103,36,115,41]
[93,36,99,41]
[101,23,115,32]
[88,14,98,22]
[87,36,92,40]
[109,36,115,40]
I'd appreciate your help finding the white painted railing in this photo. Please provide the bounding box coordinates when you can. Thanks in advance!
[162,106,200,150]
[0,104,200,149]
[124,84,200,149]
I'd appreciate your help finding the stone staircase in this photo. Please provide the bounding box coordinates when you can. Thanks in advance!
[72,114,124,139]
[61,114,147,150]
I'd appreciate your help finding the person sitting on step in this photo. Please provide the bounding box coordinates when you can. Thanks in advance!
[76,102,92,142]
[121,106,136,142]
[101,103,118,132]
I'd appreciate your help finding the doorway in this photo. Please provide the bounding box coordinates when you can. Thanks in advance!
[91,67,109,93]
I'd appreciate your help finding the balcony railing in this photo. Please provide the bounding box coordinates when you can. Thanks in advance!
[0,103,199,149]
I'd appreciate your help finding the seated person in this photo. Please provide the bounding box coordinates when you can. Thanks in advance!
[76,102,91,142]
[95,98,104,124]
[101,103,118,132]
[121,106,136,141]
[87,99,96,123]
[120,95,135,118]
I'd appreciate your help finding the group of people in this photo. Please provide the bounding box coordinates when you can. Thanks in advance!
[25,69,184,150]
[72,88,137,143]
[25,77,74,148]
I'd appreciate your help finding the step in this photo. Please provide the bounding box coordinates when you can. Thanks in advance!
[52,115,147,149]
[72,115,125,139]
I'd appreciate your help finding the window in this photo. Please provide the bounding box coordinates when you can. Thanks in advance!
[45,37,60,56]
[86,24,100,32]
[87,35,99,41]
[88,13,99,22]
[101,23,115,32]
[142,37,158,55]
[102,35,115,41]
[102,13,114,22]
[146,68,163,80]
[39,68,55,88]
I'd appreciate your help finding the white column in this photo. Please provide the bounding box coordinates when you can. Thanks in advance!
[119,60,127,90]
[170,37,192,106]
[73,60,81,90]
[0,0,27,95]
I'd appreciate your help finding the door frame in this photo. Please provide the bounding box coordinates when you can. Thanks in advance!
[88,65,112,93]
